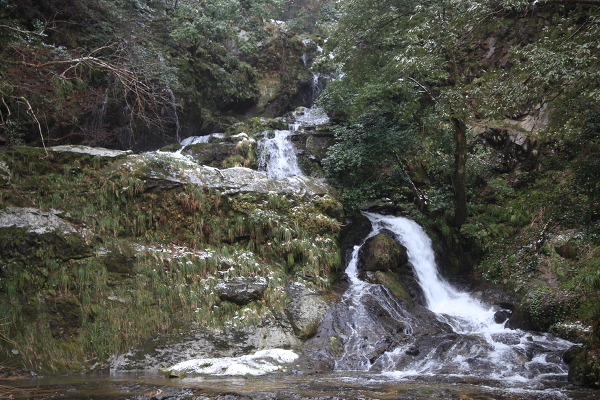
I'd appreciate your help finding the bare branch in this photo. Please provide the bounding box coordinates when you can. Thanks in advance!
[21,97,48,156]
[0,23,46,36]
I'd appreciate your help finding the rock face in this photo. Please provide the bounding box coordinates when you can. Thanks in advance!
[217,277,268,304]
[284,282,329,340]
[111,310,301,372]
[471,126,540,186]
[0,206,92,238]
[0,206,93,261]
[119,152,336,198]
[299,282,454,373]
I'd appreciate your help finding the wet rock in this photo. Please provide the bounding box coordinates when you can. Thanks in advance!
[164,369,186,379]
[284,282,329,340]
[359,232,408,272]
[217,277,268,305]
[494,310,512,324]
[299,283,452,373]
[469,283,519,310]
[181,142,240,168]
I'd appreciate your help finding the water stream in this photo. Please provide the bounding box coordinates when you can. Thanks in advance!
[258,107,329,179]
[335,212,577,387]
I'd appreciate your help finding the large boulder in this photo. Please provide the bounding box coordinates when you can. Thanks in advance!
[284,282,329,340]
[359,232,408,272]
[216,276,268,305]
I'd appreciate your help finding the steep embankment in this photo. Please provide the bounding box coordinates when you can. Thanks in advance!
[0,138,343,375]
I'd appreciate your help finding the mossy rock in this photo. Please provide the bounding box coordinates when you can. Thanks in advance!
[507,286,575,332]
[372,270,412,305]
[161,143,183,152]
[359,232,408,272]
[568,344,600,388]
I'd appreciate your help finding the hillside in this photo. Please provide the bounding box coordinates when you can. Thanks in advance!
[1,0,600,391]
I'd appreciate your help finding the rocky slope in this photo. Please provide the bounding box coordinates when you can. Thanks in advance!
[0,140,342,375]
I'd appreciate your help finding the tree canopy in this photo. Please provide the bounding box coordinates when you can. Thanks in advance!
[320,0,600,225]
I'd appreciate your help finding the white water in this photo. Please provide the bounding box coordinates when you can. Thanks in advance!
[180,135,210,146]
[258,129,304,180]
[258,107,329,180]
[364,212,496,334]
[175,134,211,154]
[340,212,574,385]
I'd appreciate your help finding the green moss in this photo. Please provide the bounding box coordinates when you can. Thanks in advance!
[0,146,344,374]
[373,271,412,305]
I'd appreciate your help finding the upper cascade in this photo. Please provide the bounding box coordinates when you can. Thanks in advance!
[258,107,330,180]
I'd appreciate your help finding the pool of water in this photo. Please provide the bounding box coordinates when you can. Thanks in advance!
[2,371,598,399]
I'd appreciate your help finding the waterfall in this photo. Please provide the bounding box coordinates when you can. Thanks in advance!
[334,212,574,385]
[167,88,180,143]
[258,107,329,180]
[364,212,494,334]
[258,128,304,180]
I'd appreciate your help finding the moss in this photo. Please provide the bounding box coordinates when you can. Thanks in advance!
[328,335,343,355]
[373,271,412,305]
[570,344,600,388]
[0,145,344,374]
[161,143,183,152]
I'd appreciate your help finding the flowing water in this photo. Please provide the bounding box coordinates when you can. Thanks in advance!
[325,212,585,395]
[258,107,329,179]
[2,217,596,399]
[5,96,597,399]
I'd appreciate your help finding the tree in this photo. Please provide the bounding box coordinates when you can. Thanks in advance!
[322,0,495,226]
[0,0,180,149]
[321,0,600,227]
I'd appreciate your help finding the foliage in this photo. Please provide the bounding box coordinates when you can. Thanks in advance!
[0,147,343,374]
[322,109,418,210]
[0,0,180,150]
[573,109,600,231]
[320,0,600,226]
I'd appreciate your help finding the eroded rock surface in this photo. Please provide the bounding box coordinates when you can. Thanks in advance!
[217,277,269,304]
[118,153,336,198]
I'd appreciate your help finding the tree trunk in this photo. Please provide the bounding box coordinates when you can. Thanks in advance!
[452,117,468,228]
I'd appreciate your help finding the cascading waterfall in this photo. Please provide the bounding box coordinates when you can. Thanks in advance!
[336,211,574,387]
[258,128,304,180]
[258,107,329,180]
[365,212,494,334]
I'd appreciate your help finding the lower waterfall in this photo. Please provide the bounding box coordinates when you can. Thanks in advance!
[332,212,574,387]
